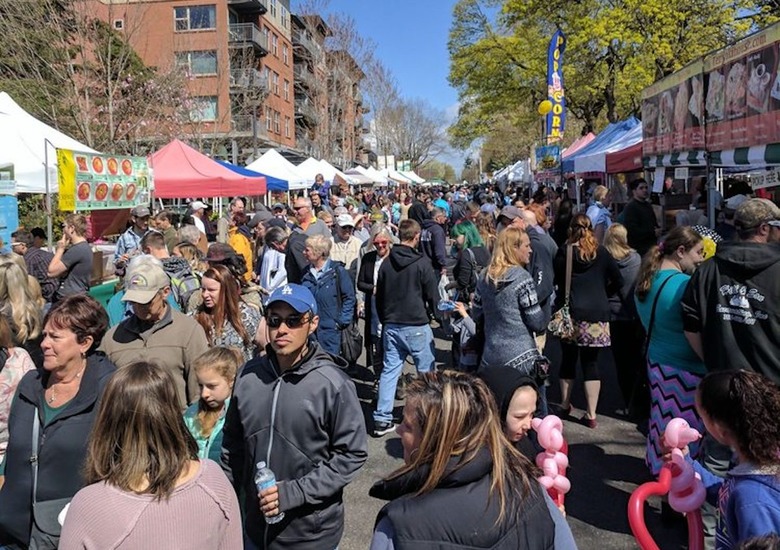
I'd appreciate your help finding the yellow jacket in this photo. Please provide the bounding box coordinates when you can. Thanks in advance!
[228,227,254,282]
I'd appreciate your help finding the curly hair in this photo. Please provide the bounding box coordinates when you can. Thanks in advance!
[698,370,780,467]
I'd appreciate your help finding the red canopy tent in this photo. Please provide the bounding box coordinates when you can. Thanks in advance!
[149,139,266,198]
[606,142,643,174]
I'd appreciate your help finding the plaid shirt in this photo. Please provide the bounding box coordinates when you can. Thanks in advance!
[24,247,57,302]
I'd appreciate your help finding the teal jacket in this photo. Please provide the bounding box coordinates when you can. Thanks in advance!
[183,398,229,462]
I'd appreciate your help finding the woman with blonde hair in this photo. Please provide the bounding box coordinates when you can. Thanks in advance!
[0,258,44,367]
[553,213,622,428]
[369,371,574,549]
[59,362,241,549]
[173,241,207,275]
[603,223,644,417]
[634,226,705,475]
[586,185,612,243]
[0,315,35,463]
[473,227,547,376]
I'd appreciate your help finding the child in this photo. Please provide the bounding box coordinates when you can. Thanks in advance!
[450,301,480,371]
[688,370,780,549]
[183,347,241,461]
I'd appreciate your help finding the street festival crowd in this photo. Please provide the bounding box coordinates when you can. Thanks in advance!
[0,174,778,549]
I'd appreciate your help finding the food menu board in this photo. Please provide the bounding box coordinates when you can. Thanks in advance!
[703,25,780,152]
[57,149,151,212]
[641,60,705,157]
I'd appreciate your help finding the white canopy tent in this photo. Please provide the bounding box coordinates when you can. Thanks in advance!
[0,92,97,193]
[246,149,308,190]
[319,159,358,185]
[344,168,374,186]
[363,166,389,186]
[399,170,426,184]
[296,157,325,183]
[380,168,413,185]
[573,122,643,173]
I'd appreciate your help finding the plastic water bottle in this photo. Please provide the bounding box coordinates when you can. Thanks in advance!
[255,461,284,524]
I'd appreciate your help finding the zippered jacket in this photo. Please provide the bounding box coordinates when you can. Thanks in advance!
[220,343,367,550]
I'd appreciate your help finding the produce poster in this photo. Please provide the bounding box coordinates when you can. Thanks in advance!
[57,149,151,212]
[641,60,705,157]
[703,25,780,152]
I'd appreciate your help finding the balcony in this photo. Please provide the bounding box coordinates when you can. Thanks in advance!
[295,97,319,125]
[227,0,267,15]
[293,64,317,90]
[231,115,268,136]
[229,68,268,90]
[291,30,320,58]
[228,23,268,55]
[354,90,363,105]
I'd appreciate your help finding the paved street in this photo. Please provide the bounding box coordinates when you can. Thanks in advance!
[338,325,689,549]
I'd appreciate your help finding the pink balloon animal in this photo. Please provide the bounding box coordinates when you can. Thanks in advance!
[663,418,706,513]
[532,415,570,499]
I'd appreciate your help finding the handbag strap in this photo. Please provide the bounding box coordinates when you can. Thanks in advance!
[645,272,683,350]
[31,409,40,505]
[563,244,573,303]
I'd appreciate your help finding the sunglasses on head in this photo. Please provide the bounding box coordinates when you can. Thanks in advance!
[266,312,310,329]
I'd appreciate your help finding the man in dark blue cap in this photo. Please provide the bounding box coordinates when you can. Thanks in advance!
[221,283,367,550]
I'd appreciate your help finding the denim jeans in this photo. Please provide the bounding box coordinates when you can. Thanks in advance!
[373,323,435,424]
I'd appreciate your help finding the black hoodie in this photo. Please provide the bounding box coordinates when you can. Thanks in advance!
[376,244,439,326]
[419,218,448,272]
[681,241,780,382]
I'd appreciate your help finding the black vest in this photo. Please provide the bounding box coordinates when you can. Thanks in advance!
[371,449,556,549]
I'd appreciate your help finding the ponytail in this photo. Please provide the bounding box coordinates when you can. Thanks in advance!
[635,246,664,302]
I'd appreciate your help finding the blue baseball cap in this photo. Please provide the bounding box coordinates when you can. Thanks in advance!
[266,284,318,315]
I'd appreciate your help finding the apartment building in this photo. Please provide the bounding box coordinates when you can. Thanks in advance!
[91,0,295,157]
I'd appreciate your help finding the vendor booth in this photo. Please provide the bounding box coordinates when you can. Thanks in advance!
[246,149,308,191]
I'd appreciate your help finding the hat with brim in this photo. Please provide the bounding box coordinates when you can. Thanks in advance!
[189,200,207,211]
[267,284,318,315]
[122,263,170,304]
[499,205,521,220]
[735,198,780,229]
[131,205,151,218]
[248,210,273,228]
[336,214,355,227]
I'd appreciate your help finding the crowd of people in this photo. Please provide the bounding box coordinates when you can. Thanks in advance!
[0,173,777,549]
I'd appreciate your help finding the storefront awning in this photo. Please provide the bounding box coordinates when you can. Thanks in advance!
[643,150,706,168]
[709,144,780,167]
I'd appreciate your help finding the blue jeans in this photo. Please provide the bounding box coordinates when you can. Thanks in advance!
[373,323,435,424]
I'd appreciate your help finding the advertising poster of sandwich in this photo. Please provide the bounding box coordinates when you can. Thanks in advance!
[56,149,152,212]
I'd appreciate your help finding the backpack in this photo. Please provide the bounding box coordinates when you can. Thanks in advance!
[169,266,202,310]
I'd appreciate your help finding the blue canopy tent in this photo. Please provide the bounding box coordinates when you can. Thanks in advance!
[216,160,288,192]
[561,117,641,173]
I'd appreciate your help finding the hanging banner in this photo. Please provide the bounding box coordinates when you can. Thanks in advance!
[535,145,562,170]
[546,29,567,143]
[57,149,152,212]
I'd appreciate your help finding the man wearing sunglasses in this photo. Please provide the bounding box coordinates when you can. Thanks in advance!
[221,283,367,550]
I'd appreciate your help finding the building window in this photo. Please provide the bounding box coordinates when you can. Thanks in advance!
[174,5,216,31]
[282,44,289,65]
[175,51,217,75]
[285,116,291,138]
[272,71,279,95]
[190,96,217,121]
[262,25,270,45]
[272,34,278,56]
[265,106,272,131]
[269,0,277,17]
[280,6,288,29]
[274,110,280,134]
[283,79,289,101]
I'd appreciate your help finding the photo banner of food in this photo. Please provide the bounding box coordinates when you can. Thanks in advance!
[704,24,780,152]
[56,149,152,212]
[641,60,704,158]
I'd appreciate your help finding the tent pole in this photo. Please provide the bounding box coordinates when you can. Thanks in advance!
[44,139,53,250]
[706,155,716,229]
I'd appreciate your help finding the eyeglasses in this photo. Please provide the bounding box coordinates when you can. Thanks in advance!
[373,240,389,247]
[266,313,311,329]
[293,205,308,211]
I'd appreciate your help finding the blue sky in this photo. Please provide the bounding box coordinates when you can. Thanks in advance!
[321,0,466,169]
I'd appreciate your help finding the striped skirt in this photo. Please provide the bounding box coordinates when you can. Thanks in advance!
[646,360,705,476]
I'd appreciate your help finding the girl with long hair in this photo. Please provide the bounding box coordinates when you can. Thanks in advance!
[0,258,44,367]
[183,347,241,462]
[195,264,261,362]
[473,227,547,376]
[681,370,780,548]
[634,226,705,475]
[59,362,242,549]
[0,315,35,463]
[552,199,574,247]
[369,371,574,549]
[603,224,644,417]
[554,214,622,429]
[475,211,498,253]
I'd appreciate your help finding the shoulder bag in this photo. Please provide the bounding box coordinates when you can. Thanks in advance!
[641,272,682,360]
[334,266,363,364]
[547,244,576,341]
[29,412,72,549]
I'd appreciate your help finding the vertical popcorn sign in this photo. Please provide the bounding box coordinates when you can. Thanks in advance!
[547,30,567,143]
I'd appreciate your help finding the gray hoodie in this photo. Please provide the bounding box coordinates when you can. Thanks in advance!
[220,343,368,550]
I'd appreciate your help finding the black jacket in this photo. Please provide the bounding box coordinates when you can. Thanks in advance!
[622,199,658,256]
[376,245,439,326]
[220,343,368,550]
[528,228,558,318]
[370,448,555,549]
[554,245,622,322]
[357,250,382,347]
[681,242,780,382]
[419,219,448,273]
[408,201,429,226]
[0,353,116,547]
[284,230,309,285]
[453,245,490,299]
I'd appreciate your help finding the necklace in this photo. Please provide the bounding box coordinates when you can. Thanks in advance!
[47,365,85,404]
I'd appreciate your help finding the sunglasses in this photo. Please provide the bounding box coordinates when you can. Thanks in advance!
[293,205,308,211]
[373,240,389,247]
[266,313,311,329]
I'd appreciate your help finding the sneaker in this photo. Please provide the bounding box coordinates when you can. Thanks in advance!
[373,421,397,437]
